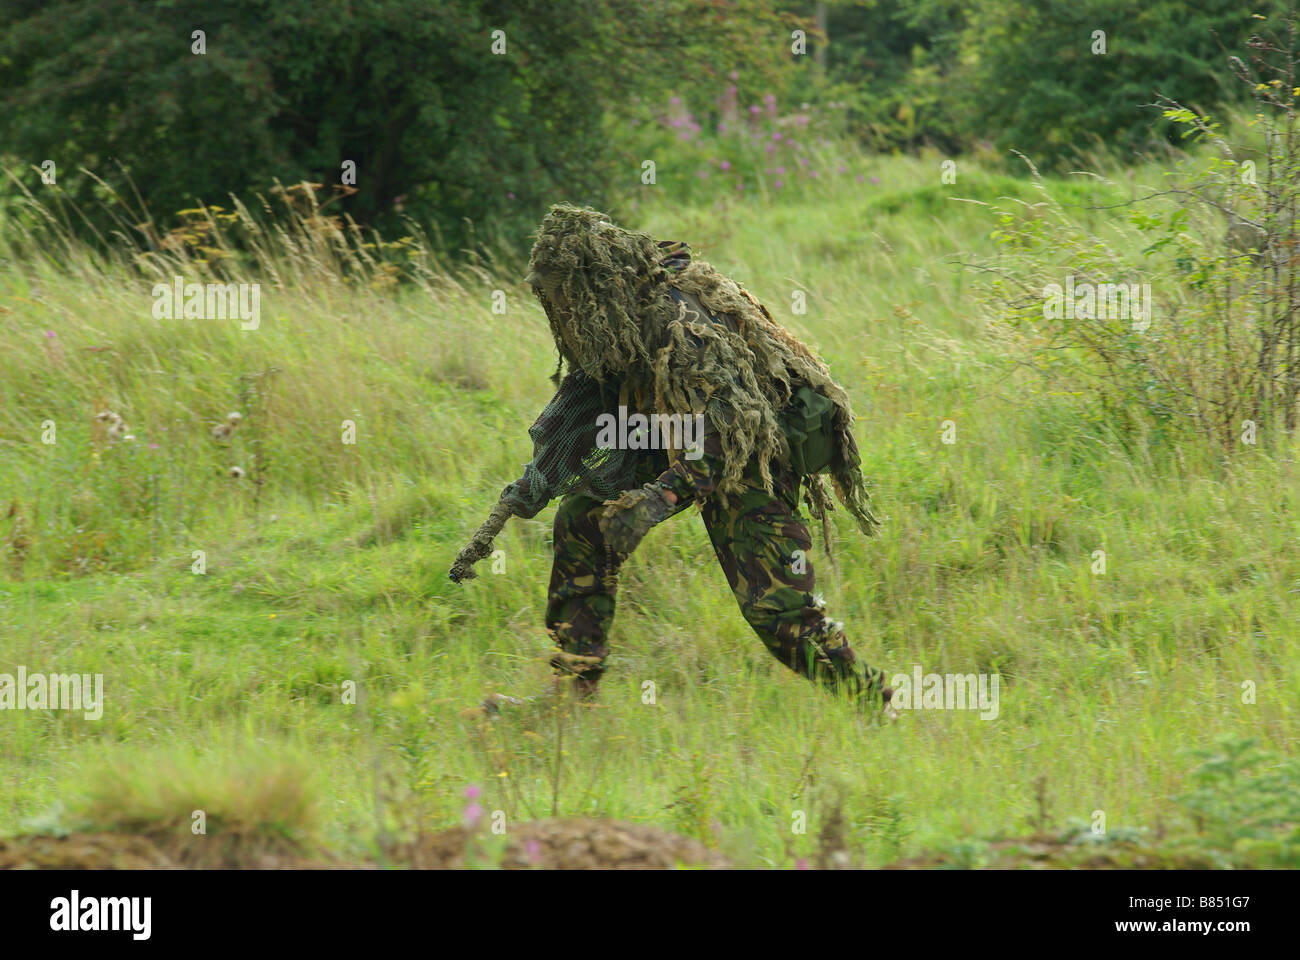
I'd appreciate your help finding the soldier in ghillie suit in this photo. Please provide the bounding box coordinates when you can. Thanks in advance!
[450,204,891,710]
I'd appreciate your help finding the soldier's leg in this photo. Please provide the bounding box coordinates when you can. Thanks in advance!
[698,465,888,703]
[546,492,620,689]
[546,452,683,690]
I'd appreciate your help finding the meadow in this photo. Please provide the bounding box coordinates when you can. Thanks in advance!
[1,144,1297,868]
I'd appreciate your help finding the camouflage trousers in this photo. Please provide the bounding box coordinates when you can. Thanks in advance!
[545,445,886,701]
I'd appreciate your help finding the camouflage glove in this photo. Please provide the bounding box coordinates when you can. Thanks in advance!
[598,483,675,557]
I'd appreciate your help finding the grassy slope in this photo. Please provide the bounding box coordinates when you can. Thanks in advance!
[0,156,1296,867]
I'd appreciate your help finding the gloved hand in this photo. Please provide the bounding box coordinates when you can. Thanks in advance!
[598,483,675,557]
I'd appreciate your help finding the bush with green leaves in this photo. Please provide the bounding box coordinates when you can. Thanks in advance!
[802,0,966,154]
[1176,735,1300,868]
[977,16,1300,450]
[0,0,786,252]
[808,0,1288,168]
[952,0,1279,168]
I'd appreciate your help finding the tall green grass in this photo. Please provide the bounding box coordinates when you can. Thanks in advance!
[0,149,1296,867]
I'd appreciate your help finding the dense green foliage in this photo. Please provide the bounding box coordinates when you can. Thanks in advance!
[810,0,1285,165]
[0,0,784,249]
[3,0,1290,249]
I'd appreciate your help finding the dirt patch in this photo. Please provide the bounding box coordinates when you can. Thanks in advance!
[3,826,1223,870]
[402,817,728,869]
[0,832,338,870]
[1,819,728,870]
[402,818,728,869]
[884,833,1221,870]
[0,833,182,870]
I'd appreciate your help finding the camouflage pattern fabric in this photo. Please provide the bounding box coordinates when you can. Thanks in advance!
[545,430,887,703]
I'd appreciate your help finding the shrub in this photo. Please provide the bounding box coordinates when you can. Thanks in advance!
[978,15,1300,450]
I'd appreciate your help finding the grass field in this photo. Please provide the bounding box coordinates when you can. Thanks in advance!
[1,151,1297,868]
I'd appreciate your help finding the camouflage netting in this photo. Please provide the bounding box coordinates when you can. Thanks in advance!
[447,370,639,582]
[449,203,879,582]
[501,370,641,519]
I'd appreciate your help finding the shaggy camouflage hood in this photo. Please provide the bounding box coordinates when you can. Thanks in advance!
[525,203,878,535]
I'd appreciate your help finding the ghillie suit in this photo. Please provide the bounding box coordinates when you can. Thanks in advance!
[450,204,888,706]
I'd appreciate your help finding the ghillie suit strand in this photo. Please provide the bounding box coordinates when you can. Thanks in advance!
[449,203,879,582]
